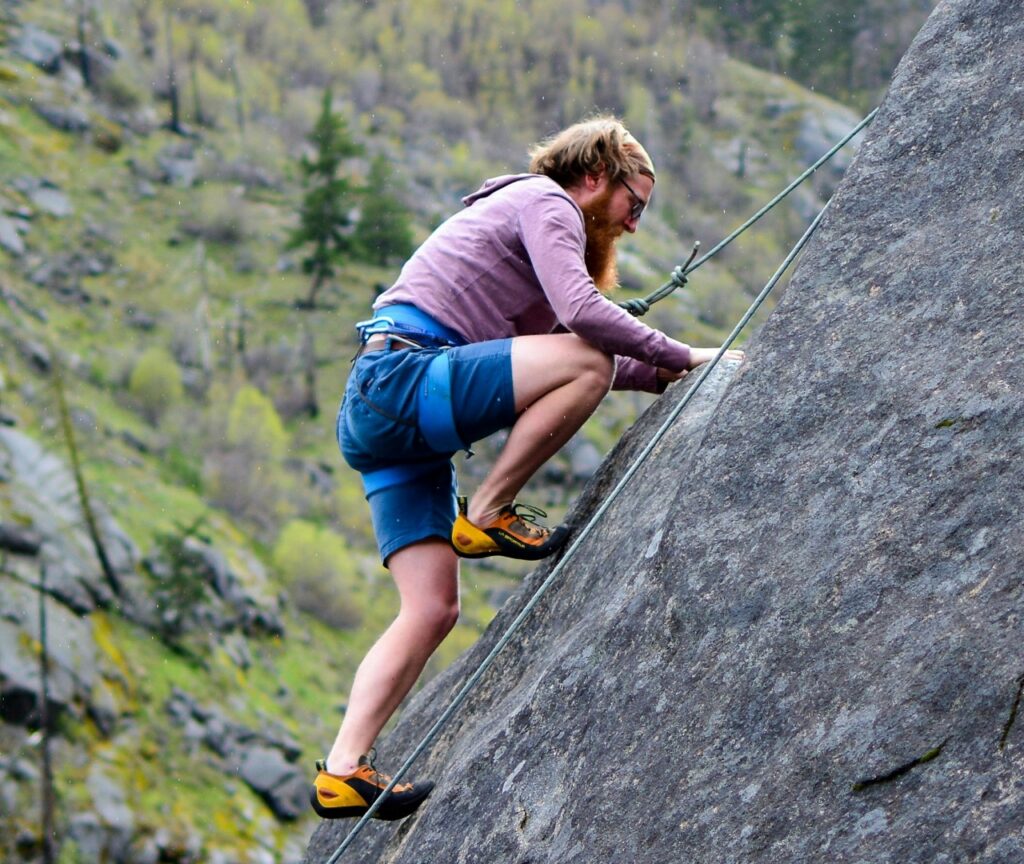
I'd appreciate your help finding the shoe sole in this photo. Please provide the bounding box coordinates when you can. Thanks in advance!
[487,524,570,560]
[451,520,569,561]
[450,534,566,560]
[309,785,433,821]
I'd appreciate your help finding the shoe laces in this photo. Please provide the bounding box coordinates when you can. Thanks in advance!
[365,747,386,784]
[364,748,412,793]
[505,502,550,538]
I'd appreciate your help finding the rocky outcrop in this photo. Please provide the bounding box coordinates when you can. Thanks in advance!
[166,688,306,820]
[0,576,97,726]
[306,1,1024,861]
[0,427,283,732]
[12,177,74,219]
[13,25,64,74]
[0,426,283,633]
[0,426,133,615]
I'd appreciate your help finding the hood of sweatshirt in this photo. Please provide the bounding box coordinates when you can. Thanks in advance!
[461,173,560,207]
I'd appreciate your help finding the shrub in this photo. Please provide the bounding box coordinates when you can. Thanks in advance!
[226,385,287,462]
[335,477,375,546]
[272,519,361,628]
[203,385,291,529]
[129,347,184,424]
[95,66,146,110]
[203,450,291,531]
[179,188,250,245]
[148,517,210,642]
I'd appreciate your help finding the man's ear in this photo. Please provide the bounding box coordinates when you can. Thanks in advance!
[585,167,606,190]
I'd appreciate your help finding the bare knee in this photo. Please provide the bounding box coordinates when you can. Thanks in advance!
[409,599,459,647]
[573,340,614,394]
[586,345,615,386]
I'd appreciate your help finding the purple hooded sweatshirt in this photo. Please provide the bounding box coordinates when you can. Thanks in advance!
[374,174,691,392]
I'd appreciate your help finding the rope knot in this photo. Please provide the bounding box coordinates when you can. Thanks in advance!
[669,265,688,289]
[620,297,651,317]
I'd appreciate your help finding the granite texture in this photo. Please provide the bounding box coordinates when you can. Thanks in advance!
[306,1,1024,860]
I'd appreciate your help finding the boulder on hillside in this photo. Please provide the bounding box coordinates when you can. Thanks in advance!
[238,746,308,821]
[14,25,64,74]
[34,102,92,134]
[166,688,305,820]
[0,522,42,555]
[0,216,26,256]
[156,145,199,187]
[0,578,97,726]
[63,42,119,87]
[794,100,864,188]
[0,428,143,615]
[143,537,285,640]
[12,177,74,219]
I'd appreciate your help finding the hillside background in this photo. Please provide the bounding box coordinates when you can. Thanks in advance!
[0,1,933,861]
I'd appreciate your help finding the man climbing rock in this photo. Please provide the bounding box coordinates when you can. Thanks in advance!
[311,115,744,820]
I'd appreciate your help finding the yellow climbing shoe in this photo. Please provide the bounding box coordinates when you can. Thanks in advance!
[450,496,569,560]
[310,754,433,821]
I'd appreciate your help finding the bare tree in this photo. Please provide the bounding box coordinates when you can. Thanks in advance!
[228,45,245,137]
[76,0,92,88]
[163,3,185,134]
[188,32,207,127]
[302,322,320,418]
[135,0,157,59]
[52,359,121,597]
[37,563,55,864]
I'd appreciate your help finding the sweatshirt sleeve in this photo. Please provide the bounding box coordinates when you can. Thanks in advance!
[517,191,691,379]
[613,356,662,392]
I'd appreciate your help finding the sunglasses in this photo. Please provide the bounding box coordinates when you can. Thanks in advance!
[620,176,649,221]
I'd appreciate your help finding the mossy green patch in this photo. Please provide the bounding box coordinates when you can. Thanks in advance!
[84,458,209,552]
[93,612,134,684]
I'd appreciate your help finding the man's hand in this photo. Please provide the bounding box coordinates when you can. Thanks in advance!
[688,347,745,369]
[656,347,746,386]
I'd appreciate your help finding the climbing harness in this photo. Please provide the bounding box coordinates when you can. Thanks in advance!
[418,352,467,454]
[350,303,471,496]
[618,107,878,316]
[354,303,465,350]
[323,109,875,862]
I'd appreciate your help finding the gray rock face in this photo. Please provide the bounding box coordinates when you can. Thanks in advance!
[165,687,305,820]
[34,103,92,134]
[0,217,26,256]
[238,747,308,821]
[0,427,116,613]
[0,578,97,725]
[13,178,75,218]
[306,1,1024,862]
[14,25,64,73]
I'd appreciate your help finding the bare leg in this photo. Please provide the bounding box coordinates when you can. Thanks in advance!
[326,539,459,774]
[467,333,613,525]
[326,334,610,772]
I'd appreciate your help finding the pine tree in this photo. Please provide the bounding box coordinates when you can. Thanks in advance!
[353,154,415,267]
[287,88,362,308]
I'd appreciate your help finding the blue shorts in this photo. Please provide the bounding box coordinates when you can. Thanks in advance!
[336,339,517,564]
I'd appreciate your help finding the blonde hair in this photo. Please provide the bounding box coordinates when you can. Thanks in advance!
[528,115,655,188]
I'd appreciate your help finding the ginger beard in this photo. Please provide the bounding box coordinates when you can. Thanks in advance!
[581,184,623,294]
